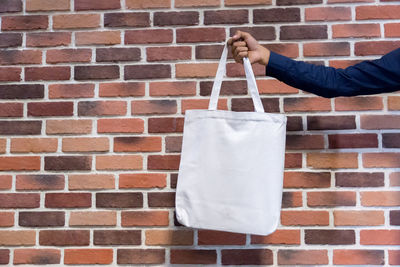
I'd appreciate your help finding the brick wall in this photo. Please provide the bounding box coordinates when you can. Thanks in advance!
[0,0,399,265]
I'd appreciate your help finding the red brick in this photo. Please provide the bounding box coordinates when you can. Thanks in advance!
[25,66,70,81]
[176,28,225,43]
[200,80,247,96]
[11,138,57,153]
[388,96,400,110]
[176,63,218,78]
[361,230,400,245]
[68,174,115,190]
[154,11,198,26]
[117,249,165,264]
[257,79,298,94]
[15,174,65,190]
[0,139,5,153]
[39,230,89,246]
[390,251,400,265]
[45,193,91,208]
[78,101,126,116]
[182,99,227,114]
[363,153,400,168]
[70,211,116,226]
[96,230,141,245]
[284,97,331,112]
[75,31,120,45]
[28,102,73,117]
[303,42,350,57]
[148,118,184,133]
[306,7,351,21]
[148,155,180,170]
[251,230,301,245]
[125,29,172,44]
[335,172,384,187]
[264,43,299,58]
[226,0,271,5]
[285,153,302,169]
[64,249,113,265]
[0,50,42,65]
[329,133,378,148]
[329,0,372,3]
[278,250,329,265]
[132,100,177,115]
[306,230,355,245]
[0,67,20,81]
[357,5,400,20]
[27,32,70,47]
[2,15,48,31]
[0,156,40,171]
[0,121,42,135]
[333,23,380,38]
[166,136,182,153]
[0,231,36,246]
[335,96,383,111]
[146,230,193,245]
[0,193,40,208]
[47,49,91,64]
[227,62,268,77]
[62,137,109,152]
[361,191,400,206]
[0,175,12,190]
[204,10,248,25]
[385,23,400,37]
[175,0,219,7]
[281,210,329,226]
[97,118,144,133]
[355,41,400,56]
[390,172,400,186]
[361,115,400,129]
[254,8,300,23]
[307,153,358,169]
[308,191,356,207]
[170,249,216,264]
[0,33,22,47]
[75,65,119,80]
[114,137,161,152]
[46,119,92,135]
[104,12,149,27]
[49,83,94,99]
[329,59,363,68]
[334,210,384,226]
[286,135,325,150]
[75,0,120,10]
[119,173,166,189]
[147,46,191,62]
[0,0,22,13]
[280,25,327,40]
[99,82,145,97]
[53,14,100,29]
[125,65,170,79]
[284,171,330,188]
[150,81,196,96]
[121,211,169,226]
[0,249,9,264]
[198,230,246,245]
[222,249,273,265]
[96,155,142,170]
[27,0,69,11]
[230,27,275,41]
[126,0,170,9]
[0,212,14,227]
[334,250,384,265]
[19,211,64,227]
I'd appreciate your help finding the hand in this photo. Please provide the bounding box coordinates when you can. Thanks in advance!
[227,31,271,66]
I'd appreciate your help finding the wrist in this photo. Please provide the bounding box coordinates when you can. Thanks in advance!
[258,46,270,66]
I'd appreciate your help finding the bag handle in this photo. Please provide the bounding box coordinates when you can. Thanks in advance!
[208,44,265,113]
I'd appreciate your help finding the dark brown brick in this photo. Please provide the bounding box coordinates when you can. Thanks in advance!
[277,0,322,5]
[78,101,126,116]
[96,193,143,208]
[200,80,247,95]
[45,156,92,171]
[45,193,91,208]
[16,174,64,190]
[2,15,48,31]
[390,210,400,225]
[305,230,355,245]
[0,103,23,117]
[329,134,378,148]
[0,84,43,99]
[75,65,119,80]
[104,12,149,27]
[148,155,180,170]
[148,118,184,133]
[19,212,64,227]
[204,10,248,25]
[117,249,165,264]
[25,66,70,81]
[335,172,384,187]
[383,133,400,148]
[176,28,225,43]
[254,8,300,23]
[0,33,22,47]
[198,230,246,245]
[286,135,325,150]
[307,116,356,130]
[39,230,89,246]
[281,25,327,40]
[287,116,303,131]
[230,26,276,40]
[282,192,303,208]
[0,0,22,13]
[96,48,140,62]
[0,50,41,65]
[166,136,183,153]
[0,193,40,208]
[0,249,9,264]
[308,191,356,207]
[125,65,170,79]
[75,0,120,11]
[94,230,141,245]
[231,98,280,112]
[154,11,199,26]
[148,192,175,207]
[26,32,71,47]
[170,250,217,264]
[222,249,273,265]
[0,121,41,135]
[28,102,73,116]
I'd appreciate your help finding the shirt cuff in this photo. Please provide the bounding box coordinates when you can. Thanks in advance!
[265,51,292,80]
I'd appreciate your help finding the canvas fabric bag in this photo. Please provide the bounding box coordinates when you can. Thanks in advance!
[175,44,287,235]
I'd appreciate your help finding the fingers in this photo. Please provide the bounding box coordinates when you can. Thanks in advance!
[232,46,249,63]
[227,30,248,45]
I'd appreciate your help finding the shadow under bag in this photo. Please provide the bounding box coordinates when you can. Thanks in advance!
[175,44,287,235]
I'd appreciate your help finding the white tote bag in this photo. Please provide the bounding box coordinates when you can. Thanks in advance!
[175,44,287,235]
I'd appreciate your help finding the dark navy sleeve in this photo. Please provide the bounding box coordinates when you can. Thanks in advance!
[266,48,400,98]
